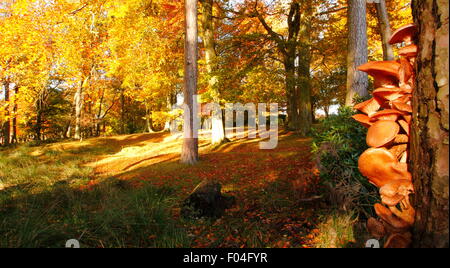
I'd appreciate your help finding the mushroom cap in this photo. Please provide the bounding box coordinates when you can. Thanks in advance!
[370,109,405,122]
[392,162,412,181]
[392,101,413,113]
[389,24,418,45]
[352,114,373,128]
[380,180,414,206]
[389,144,408,159]
[380,180,414,197]
[358,148,412,187]
[403,114,412,124]
[367,218,386,239]
[354,98,381,117]
[399,58,415,88]
[367,120,400,148]
[373,87,409,102]
[358,61,401,88]
[389,197,416,225]
[399,44,418,58]
[358,61,401,78]
[381,194,406,207]
[375,203,412,230]
[396,94,413,105]
[393,134,410,144]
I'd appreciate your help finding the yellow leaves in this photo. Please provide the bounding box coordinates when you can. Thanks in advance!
[106,1,132,19]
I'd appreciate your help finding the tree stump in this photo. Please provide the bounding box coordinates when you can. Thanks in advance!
[181,179,236,219]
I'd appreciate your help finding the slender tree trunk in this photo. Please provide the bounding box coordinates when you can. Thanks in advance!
[65,124,71,139]
[120,89,126,135]
[164,93,176,131]
[375,0,394,61]
[200,0,226,145]
[88,101,93,138]
[35,100,42,141]
[3,80,10,145]
[324,106,330,118]
[146,105,155,133]
[345,0,369,106]
[181,0,199,165]
[95,90,104,137]
[74,80,84,140]
[411,0,449,248]
[11,85,17,143]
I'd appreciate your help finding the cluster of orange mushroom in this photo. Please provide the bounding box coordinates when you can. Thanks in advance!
[352,24,418,248]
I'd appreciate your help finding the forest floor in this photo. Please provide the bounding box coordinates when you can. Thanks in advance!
[0,130,363,248]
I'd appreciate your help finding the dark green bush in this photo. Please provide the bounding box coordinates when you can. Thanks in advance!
[312,106,379,216]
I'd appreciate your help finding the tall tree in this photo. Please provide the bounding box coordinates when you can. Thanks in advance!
[200,0,226,144]
[374,0,394,61]
[345,0,369,106]
[181,0,199,164]
[252,1,304,131]
[411,0,449,248]
[297,2,313,136]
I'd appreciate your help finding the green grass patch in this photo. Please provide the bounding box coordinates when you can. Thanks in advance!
[0,145,189,248]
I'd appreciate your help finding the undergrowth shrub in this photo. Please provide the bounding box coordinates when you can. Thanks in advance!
[312,106,379,217]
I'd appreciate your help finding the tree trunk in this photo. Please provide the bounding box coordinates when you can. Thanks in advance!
[285,57,300,131]
[375,0,394,61]
[35,100,42,141]
[164,93,176,131]
[95,90,104,137]
[411,0,449,248]
[345,0,369,106]
[324,106,330,118]
[2,81,10,145]
[74,80,84,140]
[146,105,155,133]
[181,0,199,165]
[297,8,313,137]
[11,85,17,143]
[120,89,126,135]
[256,1,301,132]
[200,0,225,145]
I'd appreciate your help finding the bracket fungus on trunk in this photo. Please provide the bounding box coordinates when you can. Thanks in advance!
[357,61,401,88]
[366,120,400,148]
[353,24,418,248]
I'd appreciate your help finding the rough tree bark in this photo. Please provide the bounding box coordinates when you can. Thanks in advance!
[181,0,199,165]
[285,2,301,131]
[345,0,369,106]
[411,0,449,248]
[200,0,226,145]
[297,4,313,137]
[375,0,394,61]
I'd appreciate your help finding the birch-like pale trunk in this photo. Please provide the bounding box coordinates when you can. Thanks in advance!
[74,80,84,140]
[181,0,199,165]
